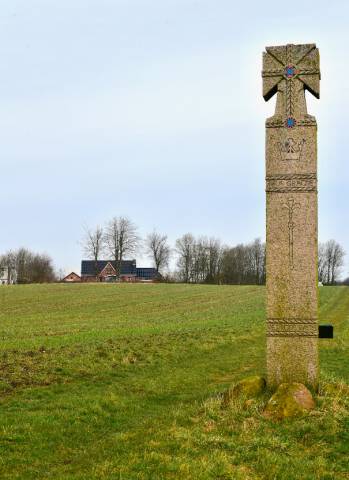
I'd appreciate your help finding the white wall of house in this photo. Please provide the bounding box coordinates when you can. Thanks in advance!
[0,266,16,285]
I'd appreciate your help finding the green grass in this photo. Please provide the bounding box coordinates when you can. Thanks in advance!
[0,284,348,479]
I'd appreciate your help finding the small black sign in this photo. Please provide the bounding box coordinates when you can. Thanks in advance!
[319,324,334,339]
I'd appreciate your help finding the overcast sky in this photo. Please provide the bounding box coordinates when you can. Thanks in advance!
[1,0,348,277]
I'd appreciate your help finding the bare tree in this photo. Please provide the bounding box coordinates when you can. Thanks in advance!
[175,233,195,283]
[15,247,32,283]
[206,237,223,284]
[248,238,266,285]
[191,237,208,283]
[31,253,56,283]
[57,268,66,281]
[145,231,171,274]
[318,243,326,283]
[319,240,346,285]
[191,237,222,284]
[104,216,139,279]
[219,239,265,285]
[175,235,223,284]
[82,225,104,276]
[221,243,249,284]
[328,240,345,284]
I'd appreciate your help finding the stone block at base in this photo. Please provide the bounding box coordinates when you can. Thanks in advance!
[222,376,266,406]
[263,382,315,420]
[267,337,318,390]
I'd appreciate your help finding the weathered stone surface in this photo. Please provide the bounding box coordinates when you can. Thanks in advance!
[263,382,315,420]
[222,376,266,406]
[262,44,320,389]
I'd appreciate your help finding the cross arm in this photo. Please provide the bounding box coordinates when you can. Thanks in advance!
[296,46,320,99]
[262,44,320,101]
[262,49,284,101]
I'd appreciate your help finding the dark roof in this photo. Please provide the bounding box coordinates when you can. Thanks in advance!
[81,260,136,276]
[136,268,159,279]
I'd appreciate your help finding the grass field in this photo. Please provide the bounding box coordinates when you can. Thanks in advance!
[0,284,348,479]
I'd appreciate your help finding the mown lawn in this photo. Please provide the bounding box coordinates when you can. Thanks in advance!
[0,284,348,479]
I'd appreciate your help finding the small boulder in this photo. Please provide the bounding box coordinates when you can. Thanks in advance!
[222,376,266,406]
[263,383,315,420]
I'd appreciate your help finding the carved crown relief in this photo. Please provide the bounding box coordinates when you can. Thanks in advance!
[278,138,305,161]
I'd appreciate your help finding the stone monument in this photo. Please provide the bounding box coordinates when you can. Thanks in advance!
[262,44,320,389]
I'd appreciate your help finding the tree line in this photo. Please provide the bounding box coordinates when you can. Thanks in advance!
[82,217,264,283]
[174,235,265,284]
[83,216,347,285]
[0,248,56,284]
[0,216,346,285]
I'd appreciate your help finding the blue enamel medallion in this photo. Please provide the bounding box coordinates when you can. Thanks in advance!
[286,117,296,128]
[285,65,296,78]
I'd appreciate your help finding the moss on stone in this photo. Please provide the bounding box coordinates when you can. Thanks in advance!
[263,382,315,420]
[222,376,266,406]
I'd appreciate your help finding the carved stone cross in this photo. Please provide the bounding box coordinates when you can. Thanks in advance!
[262,44,320,389]
[263,43,320,128]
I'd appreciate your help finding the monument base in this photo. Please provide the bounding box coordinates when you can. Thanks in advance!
[267,337,318,390]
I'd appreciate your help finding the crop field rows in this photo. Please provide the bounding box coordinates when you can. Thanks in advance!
[0,284,348,479]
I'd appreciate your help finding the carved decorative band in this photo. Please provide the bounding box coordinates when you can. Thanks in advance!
[268,317,317,324]
[297,118,317,126]
[267,317,318,337]
[298,69,320,76]
[262,69,320,77]
[266,118,317,128]
[268,332,318,337]
[267,322,318,337]
[266,173,317,193]
[262,70,284,77]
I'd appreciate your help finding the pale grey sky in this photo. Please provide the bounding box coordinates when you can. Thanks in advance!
[1,0,348,277]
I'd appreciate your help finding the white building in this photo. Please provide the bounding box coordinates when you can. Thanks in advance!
[0,266,16,285]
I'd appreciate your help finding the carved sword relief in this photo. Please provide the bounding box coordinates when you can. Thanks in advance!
[282,198,300,269]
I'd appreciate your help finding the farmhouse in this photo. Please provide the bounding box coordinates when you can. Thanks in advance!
[81,260,159,282]
[62,272,81,283]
